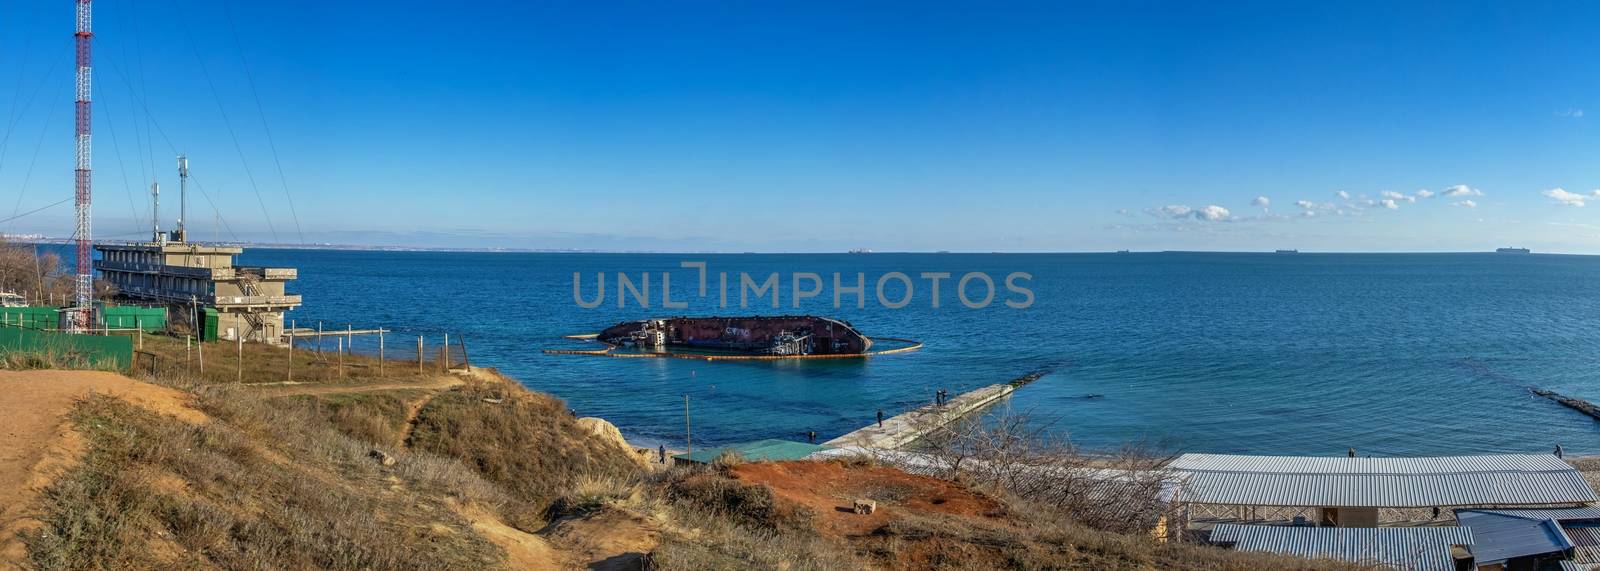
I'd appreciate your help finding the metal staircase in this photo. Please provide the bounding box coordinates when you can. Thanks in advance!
[236,271,267,341]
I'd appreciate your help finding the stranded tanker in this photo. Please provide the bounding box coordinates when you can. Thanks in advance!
[597,316,873,356]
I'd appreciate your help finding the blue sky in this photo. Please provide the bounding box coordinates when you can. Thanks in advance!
[1,1,1598,252]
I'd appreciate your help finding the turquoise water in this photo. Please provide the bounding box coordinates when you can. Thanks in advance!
[214,250,1600,455]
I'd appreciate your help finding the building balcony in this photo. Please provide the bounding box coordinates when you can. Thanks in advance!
[237,267,298,280]
[214,294,302,309]
[95,261,219,279]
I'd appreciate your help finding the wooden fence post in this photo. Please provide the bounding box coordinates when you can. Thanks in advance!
[417,336,423,374]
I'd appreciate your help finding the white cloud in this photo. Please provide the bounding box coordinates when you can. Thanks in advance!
[1557,108,1585,118]
[1336,190,1351,200]
[1117,208,1132,216]
[1300,210,1315,218]
[1194,205,1231,221]
[1454,200,1477,208]
[1542,188,1598,207]
[1143,203,1231,222]
[1153,205,1192,218]
[1379,199,1399,210]
[1441,185,1483,197]
[1379,190,1416,203]
[1295,200,1337,212]
[1414,189,1434,199]
[1251,196,1270,207]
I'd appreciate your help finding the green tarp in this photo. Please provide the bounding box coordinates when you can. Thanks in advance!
[102,306,167,332]
[0,306,61,330]
[0,326,132,369]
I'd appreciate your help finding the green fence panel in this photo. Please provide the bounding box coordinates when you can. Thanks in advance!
[0,327,132,369]
[102,306,167,332]
[0,306,62,331]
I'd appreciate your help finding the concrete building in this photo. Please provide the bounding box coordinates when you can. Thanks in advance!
[94,240,300,343]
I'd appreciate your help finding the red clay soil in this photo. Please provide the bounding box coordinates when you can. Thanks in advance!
[728,461,1010,539]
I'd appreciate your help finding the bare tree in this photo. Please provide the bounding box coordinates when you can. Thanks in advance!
[911,410,1185,536]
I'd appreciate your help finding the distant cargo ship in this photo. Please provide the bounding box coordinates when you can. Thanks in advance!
[1275,249,1299,254]
[598,316,873,356]
[1496,247,1531,254]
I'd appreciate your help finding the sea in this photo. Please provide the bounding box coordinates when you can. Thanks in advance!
[76,248,1600,456]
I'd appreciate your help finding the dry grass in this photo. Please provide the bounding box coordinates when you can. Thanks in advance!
[288,390,429,447]
[25,394,504,570]
[405,377,643,528]
[129,333,438,386]
[647,502,860,571]
[648,462,1369,571]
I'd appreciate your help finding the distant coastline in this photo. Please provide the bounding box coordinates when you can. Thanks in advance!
[7,236,1589,256]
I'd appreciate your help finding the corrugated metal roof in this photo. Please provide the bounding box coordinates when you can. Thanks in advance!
[1577,545,1600,565]
[1466,507,1600,522]
[1172,453,1597,507]
[1209,524,1473,571]
[1454,509,1572,563]
[1570,527,1600,547]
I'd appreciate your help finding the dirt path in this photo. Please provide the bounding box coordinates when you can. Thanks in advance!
[459,505,565,571]
[0,370,205,569]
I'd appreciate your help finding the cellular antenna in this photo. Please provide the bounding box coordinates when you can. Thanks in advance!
[151,179,161,243]
[71,0,94,330]
[176,155,188,242]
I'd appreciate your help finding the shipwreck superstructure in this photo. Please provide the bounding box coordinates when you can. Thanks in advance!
[598,316,873,356]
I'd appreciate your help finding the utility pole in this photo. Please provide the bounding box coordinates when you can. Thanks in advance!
[684,395,692,456]
[69,0,94,331]
[287,319,295,382]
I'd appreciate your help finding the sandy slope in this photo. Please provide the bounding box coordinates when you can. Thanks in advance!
[0,370,204,569]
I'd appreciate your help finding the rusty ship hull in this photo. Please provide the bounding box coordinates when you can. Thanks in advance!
[597,316,873,356]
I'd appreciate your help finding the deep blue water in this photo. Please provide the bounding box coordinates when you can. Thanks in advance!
[108,248,1600,455]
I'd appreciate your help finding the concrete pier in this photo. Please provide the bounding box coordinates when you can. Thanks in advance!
[824,383,1016,450]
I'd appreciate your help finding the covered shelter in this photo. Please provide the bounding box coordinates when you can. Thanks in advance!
[1172,453,1597,527]
[1209,524,1474,571]
[1455,507,1600,570]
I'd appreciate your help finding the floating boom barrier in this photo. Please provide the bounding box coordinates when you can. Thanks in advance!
[544,335,923,361]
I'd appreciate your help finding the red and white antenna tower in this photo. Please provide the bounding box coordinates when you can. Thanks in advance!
[71,0,93,329]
